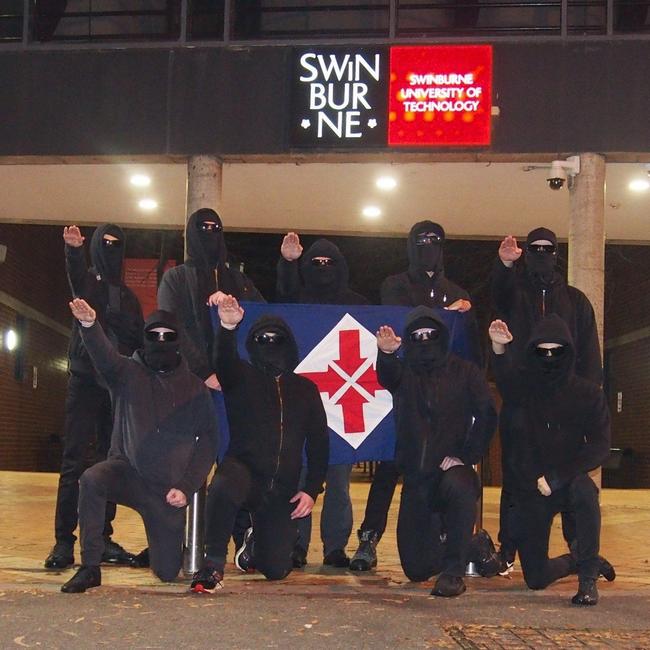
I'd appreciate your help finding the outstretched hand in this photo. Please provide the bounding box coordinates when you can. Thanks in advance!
[281,232,303,261]
[218,295,244,327]
[63,225,85,248]
[69,298,96,325]
[488,320,513,346]
[289,491,314,519]
[498,235,522,264]
[376,325,401,353]
[445,299,472,313]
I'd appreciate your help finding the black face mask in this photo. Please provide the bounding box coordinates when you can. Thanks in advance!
[525,249,557,286]
[197,221,222,266]
[143,329,180,373]
[248,327,297,376]
[530,345,571,388]
[404,324,448,373]
[305,258,338,289]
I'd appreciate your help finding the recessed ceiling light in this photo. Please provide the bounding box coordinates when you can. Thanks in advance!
[629,178,650,192]
[376,176,397,191]
[130,174,151,187]
[138,198,158,210]
[5,329,18,351]
[362,206,381,219]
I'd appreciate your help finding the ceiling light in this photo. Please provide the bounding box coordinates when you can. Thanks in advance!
[629,178,650,192]
[138,198,158,210]
[376,176,397,191]
[5,329,18,351]
[362,206,381,219]
[130,174,151,187]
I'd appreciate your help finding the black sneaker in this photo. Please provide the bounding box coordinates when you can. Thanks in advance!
[61,565,101,593]
[599,556,616,582]
[44,542,74,570]
[234,527,255,573]
[431,574,466,598]
[130,548,150,568]
[190,565,224,594]
[101,538,135,565]
[572,578,599,606]
[350,530,379,572]
[323,549,350,568]
[291,545,308,569]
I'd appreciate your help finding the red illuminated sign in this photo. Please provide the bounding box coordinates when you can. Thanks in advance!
[388,45,493,147]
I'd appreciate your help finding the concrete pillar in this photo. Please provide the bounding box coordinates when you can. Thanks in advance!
[568,152,606,487]
[186,155,223,219]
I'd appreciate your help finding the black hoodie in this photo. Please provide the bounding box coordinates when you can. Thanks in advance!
[65,223,143,377]
[157,209,264,380]
[276,238,369,305]
[213,315,329,500]
[492,315,610,493]
[376,306,496,481]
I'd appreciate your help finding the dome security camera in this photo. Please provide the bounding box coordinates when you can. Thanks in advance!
[547,162,567,190]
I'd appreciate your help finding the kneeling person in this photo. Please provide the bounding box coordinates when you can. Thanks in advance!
[489,316,610,605]
[376,307,496,597]
[61,299,219,593]
[191,295,329,592]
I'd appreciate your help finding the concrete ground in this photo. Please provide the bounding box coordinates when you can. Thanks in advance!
[1,470,649,649]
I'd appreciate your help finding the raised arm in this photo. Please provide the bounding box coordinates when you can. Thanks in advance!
[489,319,525,403]
[63,226,89,297]
[276,232,303,302]
[375,325,403,391]
[491,235,522,315]
[213,294,245,391]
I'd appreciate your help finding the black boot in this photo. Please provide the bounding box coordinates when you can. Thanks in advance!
[44,542,74,570]
[291,545,308,569]
[130,548,150,568]
[599,556,616,582]
[101,538,135,565]
[323,549,350,568]
[431,574,466,598]
[571,578,599,606]
[61,565,101,593]
[350,529,379,572]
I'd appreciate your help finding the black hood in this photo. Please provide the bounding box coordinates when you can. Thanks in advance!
[300,239,349,297]
[142,309,181,373]
[525,314,575,388]
[185,208,228,268]
[407,220,446,278]
[524,226,558,287]
[402,305,450,373]
[245,315,299,376]
[89,223,125,284]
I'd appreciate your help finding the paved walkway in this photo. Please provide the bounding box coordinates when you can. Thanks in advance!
[1,470,649,648]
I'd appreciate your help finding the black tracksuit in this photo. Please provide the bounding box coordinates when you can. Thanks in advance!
[378,307,496,579]
[204,317,329,579]
[77,320,218,581]
[55,224,143,547]
[492,315,610,588]
[492,256,603,558]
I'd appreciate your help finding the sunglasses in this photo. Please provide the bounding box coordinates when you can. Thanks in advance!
[535,346,566,358]
[415,233,442,246]
[254,332,285,345]
[102,239,122,248]
[311,258,335,267]
[197,221,222,233]
[145,330,178,342]
[410,329,440,342]
[527,244,555,254]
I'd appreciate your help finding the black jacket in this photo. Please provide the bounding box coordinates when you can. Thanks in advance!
[66,224,143,377]
[79,320,219,499]
[213,318,329,500]
[158,210,264,380]
[491,258,602,385]
[377,307,496,481]
[276,239,369,305]
[492,315,610,494]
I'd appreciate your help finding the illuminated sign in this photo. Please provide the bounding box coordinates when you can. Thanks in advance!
[290,45,493,148]
[388,45,493,147]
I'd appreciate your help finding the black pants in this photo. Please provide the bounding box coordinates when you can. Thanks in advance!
[397,466,480,580]
[54,374,116,546]
[359,460,400,540]
[205,457,295,580]
[513,474,600,590]
[79,460,185,581]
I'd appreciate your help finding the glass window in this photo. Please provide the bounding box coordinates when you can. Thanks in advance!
[0,1,24,42]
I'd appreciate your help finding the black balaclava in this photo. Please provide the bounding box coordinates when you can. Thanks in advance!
[90,223,125,285]
[300,239,348,298]
[143,310,181,373]
[407,220,445,277]
[525,314,575,390]
[185,208,228,269]
[524,227,558,287]
[402,305,450,374]
[246,315,299,377]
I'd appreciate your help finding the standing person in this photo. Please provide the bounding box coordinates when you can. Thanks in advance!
[375,307,496,597]
[60,299,218,593]
[492,228,605,573]
[190,295,329,592]
[277,232,368,568]
[488,317,610,605]
[45,224,142,570]
[350,220,477,572]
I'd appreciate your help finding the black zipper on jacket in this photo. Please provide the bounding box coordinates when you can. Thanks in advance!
[419,374,440,472]
[270,376,285,491]
[541,288,547,317]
